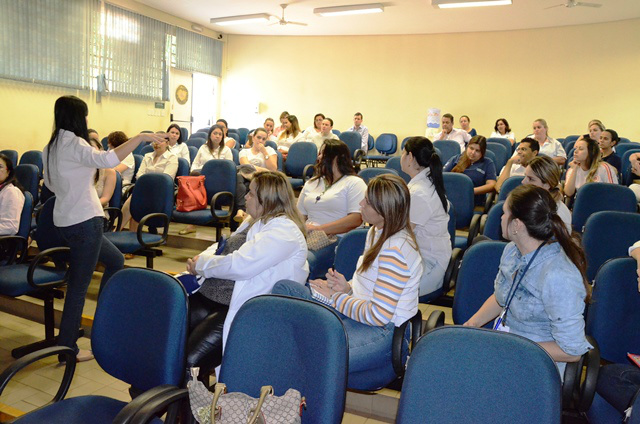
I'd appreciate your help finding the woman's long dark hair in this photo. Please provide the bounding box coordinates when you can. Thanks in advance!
[310,140,356,185]
[0,153,21,193]
[167,123,183,144]
[46,96,90,185]
[404,136,447,212]
[206,124,226,157]
[507,185,590,301]
[452,135,486,173]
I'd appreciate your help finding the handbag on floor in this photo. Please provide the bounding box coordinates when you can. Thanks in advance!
[176,175,207,212]
[188,368,305,424]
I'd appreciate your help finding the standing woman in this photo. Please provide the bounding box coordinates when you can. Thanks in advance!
[490,118,516,145]
[444,135,497,206]
[277,114,303,156]
[401,137,451,297]
[464,185,592,374]
[166,123,190,161]
[190,124,233,173]
[273,174,422,374]
[530,119,566,166]
[564,136,618,197]
[0,153,25,236]
[43,96,164,360]
[459,115,477,137]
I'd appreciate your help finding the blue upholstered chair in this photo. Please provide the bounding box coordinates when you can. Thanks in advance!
[0,268,189,423]
[172,159,236,241]
[176,157,190,178]
[498,175,524,201]
[582,211,640,282]
[367,134,374,152]
[443,172,481,250]
[564,135,580,145]
[621,148,640,186]
[333,228,369,281]
[132,141,149,156]
[0,149,18,167]
[131,154,142,184]
[433,140,460,164]
[615,143,638,161]
[331,129,341,136]
[104,173,174,268]
[186,137,205,150]
[396,326,562,423]
[572,183,637,232]
[487,136,514,154]
[179,126,189,141]
[139,144,154,156]
[367,133,397,166]
[188,145,198,164]
[486,141,508,174]
[285,142,317,189]
[236,127,250,146]
[14,164,40,205]
[339,131,366,168]
[103,171,123,232]
[196,127,210,134]
[358,167,398,184]
[479,200,506,241]
[276,150,284,172]
[19,150,43,179]
[265,140,278,151]
[385,156,411,183]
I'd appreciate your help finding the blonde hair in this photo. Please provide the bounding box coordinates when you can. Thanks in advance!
[359,174,417,273]
[534,118,549,137]
[527,156,563,201]
[250,171,306,237]
[588,119,605,131]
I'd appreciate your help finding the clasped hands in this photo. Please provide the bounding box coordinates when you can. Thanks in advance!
[309,268,350,298]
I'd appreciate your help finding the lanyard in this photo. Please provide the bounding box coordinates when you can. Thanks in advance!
[494,241,547,330]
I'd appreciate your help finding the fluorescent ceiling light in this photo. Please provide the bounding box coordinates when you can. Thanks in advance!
[314,3,384,17]
[210,13,270,26]
[432,0,511,8]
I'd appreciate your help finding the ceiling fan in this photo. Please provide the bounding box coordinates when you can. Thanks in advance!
[270,4,308,26]
[545,0,602,9]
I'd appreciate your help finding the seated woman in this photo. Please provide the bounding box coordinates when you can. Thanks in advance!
[301,113,325,140]
[298,140,366,279]
[166,123,190,161]
[190,124,233,173]
[88,138,117,208]
[0,153,25,236]
[444,135,497,206]
[121,136,178,235]
[273,111,289,138]
[490,118,516,145]
[401,137,452,298]
[464,184,592,375]
[599,128,622,173]
[277,114,304,157]
[564,136,618,198]
[273,174,422,375]
[108,131,135,186]
[215,119,236,149]
[523,155,572,232]
[630,153,640,203]
[459,115,477,137]
[184,171,308,378]
[530,119,566,166]
[263,117,276,141]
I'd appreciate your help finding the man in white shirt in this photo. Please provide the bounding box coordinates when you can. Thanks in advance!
[495,138,539,193]
[307,118,339,150]
[347,112,370,152]
[433,113,471,153]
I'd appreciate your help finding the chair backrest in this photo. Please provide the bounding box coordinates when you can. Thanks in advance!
[452,241,507,326]
[565,135,580,145]
[586,258,640,364]
[385,156,411,183]
[196,127,210,134]
[433,140,460,164]
[176,158,190,178]
[484,150,497,168]
[237,128,250,145]
[276,150,284,171]
[93,268,188,391]
[219,295,348,424]
[285,142,318,178]
[620,137,632,144]
[615,143,638,160]
[130,173,174,225]
[14,164,39,204]
[101,136,109,151]
[140,144,154,156]
[565,139,577,155]
[132,141,150,156]
[265,140,277,151]
[0,149,18,167]
[331,129,341,136]
[486,142,508,173]
[447,201,456,250]
[334,228,369,281]
[200,159,237,205]
[621,148,640,186]
[374,133,398,155]
[187,145,198,164]
[179,127,189,142]
[582,211,640,282]
[132,154,143,183]
[483,201,506,241]
[443,172,474,229]
[109,171,122,208]
[397,326,562,424]
[498,175,524,202]
[368,134,374,151]
[227,132,240,145]
[572,183,637,232]
[358,167,398,184]
[339,131,362,159]
[186,138,205,150]
[34,196,65,251]
[17,191,33,239]
[19,150,43,178]
[487,137,513,154]
[230,148,240,165]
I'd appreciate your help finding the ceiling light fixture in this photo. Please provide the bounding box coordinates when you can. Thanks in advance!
[432,0,511,8]
[314,3,384,17]
[210,13,270,26]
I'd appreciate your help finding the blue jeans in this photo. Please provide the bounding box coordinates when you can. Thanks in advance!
[57,217,124,352]
[272,280,395,373]
[597,364,640,413]
[307,240,339,280]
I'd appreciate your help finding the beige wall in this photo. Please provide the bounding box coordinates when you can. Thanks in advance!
[222,18,640,145]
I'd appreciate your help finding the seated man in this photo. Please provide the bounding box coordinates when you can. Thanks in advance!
[306,117,339,150]
[433,113,471,153]
[495,137,539,193]
[347,112,369,152]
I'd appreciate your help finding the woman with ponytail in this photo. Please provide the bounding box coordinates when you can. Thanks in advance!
[401,137,451,297]
[465,185,592,374]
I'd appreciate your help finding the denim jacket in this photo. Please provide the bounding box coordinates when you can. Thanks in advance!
[495,242,592,361]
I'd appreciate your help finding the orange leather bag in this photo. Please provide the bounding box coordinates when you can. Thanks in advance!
[176,176,207,212]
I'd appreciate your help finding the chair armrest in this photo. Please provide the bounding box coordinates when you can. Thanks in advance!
[577,335,600,413]
[483,192,496,214]
[129,387,189,424]
[0,235,28,264]
[466,213,482,248]
[27,247,71,290]
[479,213,488,236]
[443,248,462,293]
[0,346,76,403]
[210,191,234,223]
[122,183,135,204]
[137,213,169,248]
[103,207,123,232]
[424,310,445,334]
[353,149,365,171]
[113,385,184,424]
[302,164,315,183]
[391,311,422,378]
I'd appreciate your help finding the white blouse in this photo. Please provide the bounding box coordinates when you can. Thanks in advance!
[0,184,25,235]
[168,142,190,161]
[137,151,179,180]
[191,145,234,172]
[277,132,304,151]
[239,146,276,168]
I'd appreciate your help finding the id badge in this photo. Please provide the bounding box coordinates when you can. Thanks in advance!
[493,311,510,333]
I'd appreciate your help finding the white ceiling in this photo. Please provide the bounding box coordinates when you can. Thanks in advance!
[136,0,640,36]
